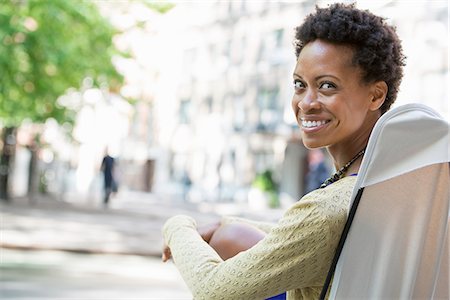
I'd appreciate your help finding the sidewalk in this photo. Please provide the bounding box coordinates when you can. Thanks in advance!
[1,248,192,300]
[0,190,283,257]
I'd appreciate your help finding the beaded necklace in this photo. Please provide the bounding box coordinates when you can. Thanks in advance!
[320,149,365,189]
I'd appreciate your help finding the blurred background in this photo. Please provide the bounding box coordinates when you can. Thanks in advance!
[0,0,448,299]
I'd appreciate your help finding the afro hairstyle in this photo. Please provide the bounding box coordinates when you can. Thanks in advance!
[294,3,406,113]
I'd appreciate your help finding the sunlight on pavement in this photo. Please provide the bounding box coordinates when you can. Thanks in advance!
[0,249,191,300]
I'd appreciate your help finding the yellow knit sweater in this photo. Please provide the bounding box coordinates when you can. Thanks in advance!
[163,176,356,300]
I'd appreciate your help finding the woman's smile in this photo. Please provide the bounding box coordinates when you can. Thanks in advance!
[300,118,331,132]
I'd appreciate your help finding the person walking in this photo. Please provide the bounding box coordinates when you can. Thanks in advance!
[101,150,116,207]
[304,148,331,194]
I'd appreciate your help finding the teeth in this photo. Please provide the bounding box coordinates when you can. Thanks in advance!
[301,119,328,128]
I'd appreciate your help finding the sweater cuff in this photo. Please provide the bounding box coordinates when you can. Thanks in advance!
[221,215,241,226]
[163,215,197,244]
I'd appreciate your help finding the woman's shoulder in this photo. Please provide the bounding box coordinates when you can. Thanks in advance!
[321,175,357,196]
[275,176,356,236]
[288,176,357,213]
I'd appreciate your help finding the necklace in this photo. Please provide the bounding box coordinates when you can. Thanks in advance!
[320,149,365,189]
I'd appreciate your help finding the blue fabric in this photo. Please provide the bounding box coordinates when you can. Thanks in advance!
[266,292,286,300]
[305,161,331,193]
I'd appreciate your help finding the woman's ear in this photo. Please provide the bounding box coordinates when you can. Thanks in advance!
[369,81,388,111]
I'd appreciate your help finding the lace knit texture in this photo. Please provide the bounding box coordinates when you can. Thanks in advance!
[163,176,356,300]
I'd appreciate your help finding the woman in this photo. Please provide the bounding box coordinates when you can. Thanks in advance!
[162,3,405,299]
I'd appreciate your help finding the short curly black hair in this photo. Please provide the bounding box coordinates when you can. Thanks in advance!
[294,3,406,113]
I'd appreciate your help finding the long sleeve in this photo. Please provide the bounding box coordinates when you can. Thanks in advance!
[220,215,276,234]
[163,176,356,300]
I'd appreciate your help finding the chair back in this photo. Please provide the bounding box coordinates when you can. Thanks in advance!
[327,104,449,299]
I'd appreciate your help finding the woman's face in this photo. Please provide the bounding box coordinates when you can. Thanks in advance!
[292,39,381,150]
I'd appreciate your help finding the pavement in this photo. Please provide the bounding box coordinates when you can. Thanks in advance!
[0,190,284,299]
[1,248,193,300]
[0,189,284,257]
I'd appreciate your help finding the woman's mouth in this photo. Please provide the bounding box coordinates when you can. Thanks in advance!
[301,119,330,129]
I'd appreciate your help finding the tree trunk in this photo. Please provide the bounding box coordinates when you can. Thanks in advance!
[0,127,17,201]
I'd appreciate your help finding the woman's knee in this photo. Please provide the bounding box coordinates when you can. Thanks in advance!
[209,223,266,260]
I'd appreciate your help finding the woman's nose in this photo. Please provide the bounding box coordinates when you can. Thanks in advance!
[298,90,320,112]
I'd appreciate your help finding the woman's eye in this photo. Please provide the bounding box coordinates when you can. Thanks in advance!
[294,80,305,90]
[320,82,336,89]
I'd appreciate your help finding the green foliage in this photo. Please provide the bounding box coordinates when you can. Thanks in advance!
[143,1,175,14]
[252,170,277,192]
[252,170,279,208]
[0,0,123,126]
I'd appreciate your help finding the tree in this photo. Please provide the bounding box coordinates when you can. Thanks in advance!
[0,0,123,200]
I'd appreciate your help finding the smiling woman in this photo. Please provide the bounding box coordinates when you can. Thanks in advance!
[162,3,406,299]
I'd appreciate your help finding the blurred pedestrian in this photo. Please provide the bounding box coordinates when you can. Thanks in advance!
[304,148,331,194]
[100,149,116,207]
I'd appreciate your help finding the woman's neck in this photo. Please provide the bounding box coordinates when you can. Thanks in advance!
[327,140,368,171]
[345,156,364,175]
[327,111,379,171]
[327,111,381,170]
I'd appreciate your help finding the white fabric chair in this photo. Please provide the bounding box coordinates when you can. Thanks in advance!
[323,104,450,299]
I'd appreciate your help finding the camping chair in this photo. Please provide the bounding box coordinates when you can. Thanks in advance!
[320,104,450,299]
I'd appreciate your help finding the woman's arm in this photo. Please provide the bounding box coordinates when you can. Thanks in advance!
[162,200,336,299]
[164,220,267,262]
[220,216,276,234]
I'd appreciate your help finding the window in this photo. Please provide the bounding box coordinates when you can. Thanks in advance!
[179,99,191,124]
[256,88,281,131]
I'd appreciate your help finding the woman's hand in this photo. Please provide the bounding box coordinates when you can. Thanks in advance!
[162,215,198,262]
[162,243,171,262]
[162,220,220,262]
